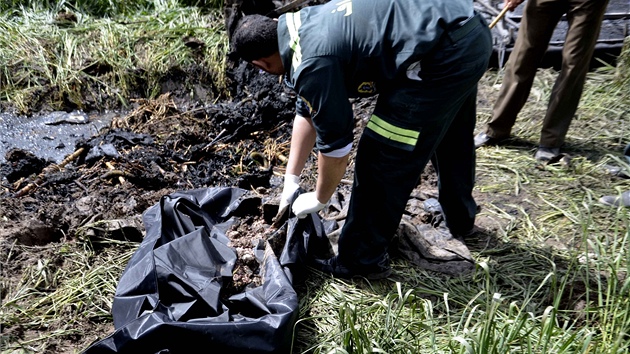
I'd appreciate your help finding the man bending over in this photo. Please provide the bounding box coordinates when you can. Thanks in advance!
[232,0,492,279]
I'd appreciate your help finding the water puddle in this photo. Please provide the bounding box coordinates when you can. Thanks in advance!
[0,111,117,164]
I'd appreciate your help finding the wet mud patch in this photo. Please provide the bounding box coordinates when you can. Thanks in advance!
[0,111,115,164]
[0,149,49,183]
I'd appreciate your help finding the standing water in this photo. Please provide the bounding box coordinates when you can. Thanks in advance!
[0,111,116,164]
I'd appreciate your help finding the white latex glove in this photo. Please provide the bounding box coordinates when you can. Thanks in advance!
[278,174,300,212]
[292,192,326,219]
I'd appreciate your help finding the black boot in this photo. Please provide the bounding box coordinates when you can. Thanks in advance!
[312,255,392,280]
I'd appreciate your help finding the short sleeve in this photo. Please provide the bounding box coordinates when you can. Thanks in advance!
[294,57,355,154]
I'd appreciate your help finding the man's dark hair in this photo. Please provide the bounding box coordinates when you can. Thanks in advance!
[231,14,279,62]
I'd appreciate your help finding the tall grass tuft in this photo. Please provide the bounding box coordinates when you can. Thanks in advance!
[0,0,228,114]
[0,0,224,16]
[1,238,136,352]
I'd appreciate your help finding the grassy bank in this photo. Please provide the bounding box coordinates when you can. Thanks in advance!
[0,0,228,115]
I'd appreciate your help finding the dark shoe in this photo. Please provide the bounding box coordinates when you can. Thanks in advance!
[599,191,630,207]
[458,227,477,238]
[474,132,506,148]
[429,217,476,239]
[534,147,561,162]
[312,255,392,280]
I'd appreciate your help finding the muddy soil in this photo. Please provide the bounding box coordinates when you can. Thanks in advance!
[0,22,508,354]
[0,49,476,350]
[0,58,301,349]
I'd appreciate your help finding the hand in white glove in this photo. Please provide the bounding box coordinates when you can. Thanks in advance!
[278,174,300,213]
[292,192,326,219]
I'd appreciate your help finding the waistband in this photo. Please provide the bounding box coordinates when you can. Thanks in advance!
[446,13,484,43]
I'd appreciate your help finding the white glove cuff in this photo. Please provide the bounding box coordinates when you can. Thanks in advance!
[284,174,300,186]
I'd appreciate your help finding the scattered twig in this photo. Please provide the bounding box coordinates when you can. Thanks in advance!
[14,147,85,198]
[101,170,135,181]
[73,179,89,193]
[152,162,167,175]
[203,128,228,151]
[235,97,253,107]
[276,153,288,163]
[105,162,126,184]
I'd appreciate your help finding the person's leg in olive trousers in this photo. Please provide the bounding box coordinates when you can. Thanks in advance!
[485,0,608,149]
[539,0,608,148]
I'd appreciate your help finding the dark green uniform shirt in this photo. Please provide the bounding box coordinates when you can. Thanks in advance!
[278,0,473,154]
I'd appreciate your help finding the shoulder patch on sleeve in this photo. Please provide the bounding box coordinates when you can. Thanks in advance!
[358,81,376,94]
[331,0,353,16]
[299,96,317,116]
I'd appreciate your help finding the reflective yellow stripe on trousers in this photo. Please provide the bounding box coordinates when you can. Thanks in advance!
[366,114,419,147]
[285,12,302,70]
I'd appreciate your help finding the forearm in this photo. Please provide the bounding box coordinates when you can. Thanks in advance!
[286,114,317,176]
[315,152,349,203]
[286,113,349,204]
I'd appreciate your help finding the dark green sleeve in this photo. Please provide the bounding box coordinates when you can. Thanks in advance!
[294,57,354,154]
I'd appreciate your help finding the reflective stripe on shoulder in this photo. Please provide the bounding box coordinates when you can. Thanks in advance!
[366,114,419,147]
[285,12,302,70]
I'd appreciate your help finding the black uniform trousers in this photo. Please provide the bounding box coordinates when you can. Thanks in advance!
[338,15,493,269]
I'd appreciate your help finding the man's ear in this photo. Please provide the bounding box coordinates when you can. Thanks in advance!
[251,53,283,75]
[251,58,270,71]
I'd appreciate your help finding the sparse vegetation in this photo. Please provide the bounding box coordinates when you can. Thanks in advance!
[0,0,228,115]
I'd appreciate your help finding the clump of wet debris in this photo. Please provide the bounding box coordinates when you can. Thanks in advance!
[0,61,295,253]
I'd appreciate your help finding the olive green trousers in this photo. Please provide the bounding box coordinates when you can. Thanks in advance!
[485,0,609,148]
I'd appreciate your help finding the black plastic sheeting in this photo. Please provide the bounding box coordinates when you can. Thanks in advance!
[84,187,332,354]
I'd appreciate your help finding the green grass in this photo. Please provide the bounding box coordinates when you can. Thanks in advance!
[293,178,630,352]
[1,238,136,352]
[0,0,228,114]
[0,0,224,16]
